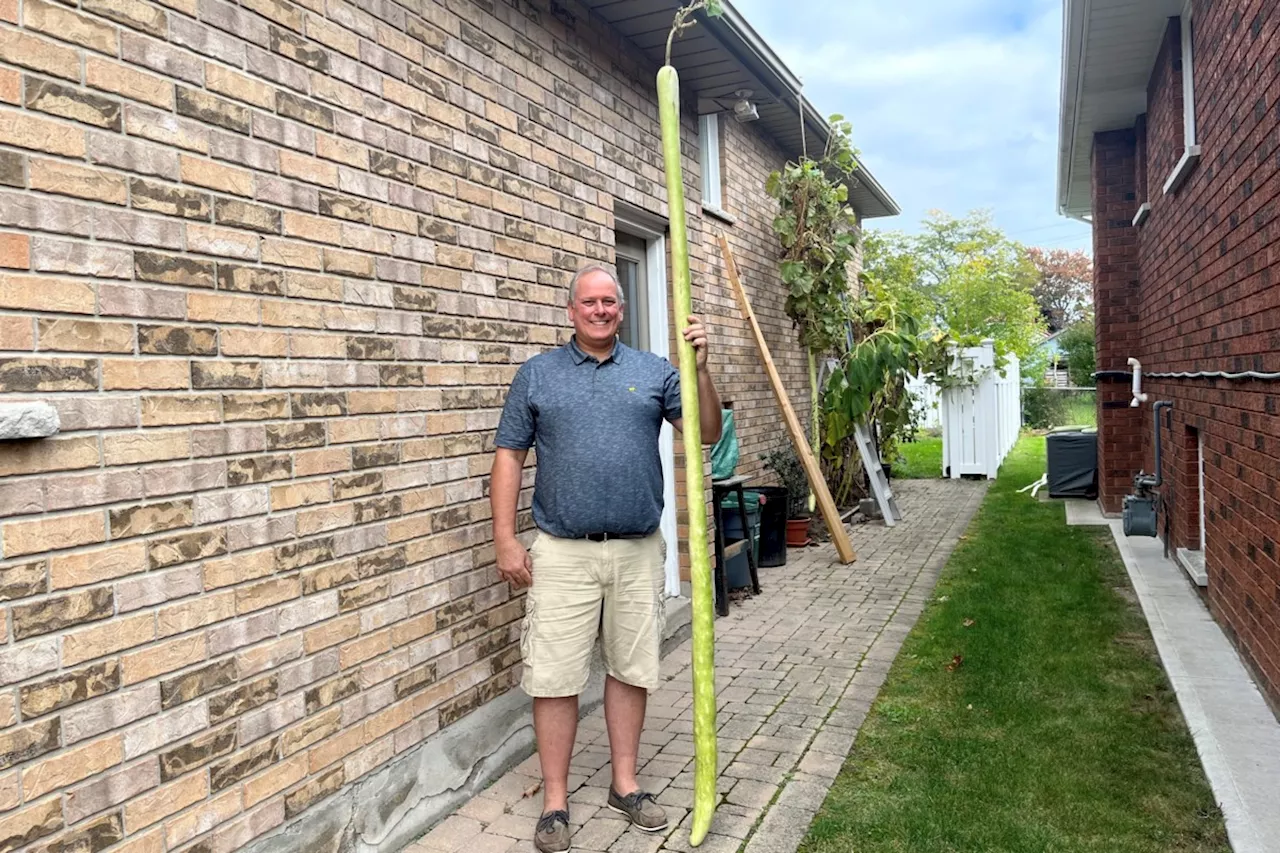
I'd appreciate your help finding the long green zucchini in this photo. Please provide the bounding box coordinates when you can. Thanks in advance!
[657,2,720,844]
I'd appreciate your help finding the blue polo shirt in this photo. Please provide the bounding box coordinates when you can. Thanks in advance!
[495,338,682,539]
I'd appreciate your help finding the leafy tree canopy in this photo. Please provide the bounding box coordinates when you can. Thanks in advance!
[862,209,1047,363]
[1027,247,1093,332]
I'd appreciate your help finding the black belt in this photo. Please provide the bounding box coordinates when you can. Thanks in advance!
[583,531,647,542]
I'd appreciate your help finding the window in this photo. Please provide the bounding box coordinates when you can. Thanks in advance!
[613,232,649,351]
[1197,431,1205,553]
[1163,4,1200,194]
[1174,426,1208,587]
[698,113,725,214]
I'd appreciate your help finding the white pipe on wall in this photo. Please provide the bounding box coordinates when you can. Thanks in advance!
[1128,357,1149,407]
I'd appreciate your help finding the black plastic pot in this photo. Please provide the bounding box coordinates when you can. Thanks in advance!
[751,487,788,567]
[721,507,759,589]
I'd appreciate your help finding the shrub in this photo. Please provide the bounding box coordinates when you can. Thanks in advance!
[761,445,811,519]
[1022,385,1069,429]
[1058,320,1096,387]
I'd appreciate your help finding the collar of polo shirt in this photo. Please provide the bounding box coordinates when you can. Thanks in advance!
[568,336,628,365]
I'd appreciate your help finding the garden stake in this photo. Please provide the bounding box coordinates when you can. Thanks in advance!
[659,1,721,845]
[720,235,856,564]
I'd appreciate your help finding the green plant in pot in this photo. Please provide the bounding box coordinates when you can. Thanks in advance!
[762,445,812,546]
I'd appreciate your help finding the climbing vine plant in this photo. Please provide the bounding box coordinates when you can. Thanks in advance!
[767,117,955,503]
[765,115,861,465]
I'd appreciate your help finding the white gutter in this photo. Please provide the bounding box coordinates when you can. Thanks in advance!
[716,1,803,94]
[1057,0,1090,218]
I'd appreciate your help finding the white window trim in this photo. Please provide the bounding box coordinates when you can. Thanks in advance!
[613,205,681,597]
[1163,4,1201,194]
[1181,3,1196,147]
[1198,432,1206,552]
[699,113,732,220]
[1132,202,1152,227]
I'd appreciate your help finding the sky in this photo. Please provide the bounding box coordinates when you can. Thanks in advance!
[731,0,1093,253]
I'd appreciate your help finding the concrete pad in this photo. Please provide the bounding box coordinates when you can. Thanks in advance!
[1106,522,1280,853]
[1064,498,1109,526]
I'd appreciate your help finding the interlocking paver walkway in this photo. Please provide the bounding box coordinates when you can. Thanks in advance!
[406,478,987,853]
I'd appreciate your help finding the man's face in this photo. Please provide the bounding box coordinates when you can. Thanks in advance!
[568,271,623,349]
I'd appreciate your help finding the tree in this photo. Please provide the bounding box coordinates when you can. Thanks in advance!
[861,230,932,326]
[862,209,1046,364]
[937,256,1045,363]
[1057,318,1096,386]
[913,209,1020,294]
[1026,247,1092,332]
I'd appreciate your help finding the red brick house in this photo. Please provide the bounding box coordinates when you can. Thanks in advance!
[1058,0,1280,709]
[0,0,898,850]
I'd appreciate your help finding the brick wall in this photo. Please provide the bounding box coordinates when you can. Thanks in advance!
[701,114,809,483]
[1090,128,1144,514]
[1097,0,1280,707]
[0,0,817,849]
[1146,18,1183,193]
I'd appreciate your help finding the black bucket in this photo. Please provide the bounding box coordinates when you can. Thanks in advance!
[751,487,788,567]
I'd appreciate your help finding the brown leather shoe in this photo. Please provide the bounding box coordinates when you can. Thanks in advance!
[607,789,668,832]
[534,809,571,852]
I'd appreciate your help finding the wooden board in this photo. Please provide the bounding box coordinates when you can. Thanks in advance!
[718,235,856,565]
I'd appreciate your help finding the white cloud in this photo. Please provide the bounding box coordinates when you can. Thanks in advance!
[730,0,1092,251]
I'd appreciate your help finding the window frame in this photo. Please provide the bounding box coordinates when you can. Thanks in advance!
[1163,3,1201,194]
[613,233,648,351]
[698,113,733,222]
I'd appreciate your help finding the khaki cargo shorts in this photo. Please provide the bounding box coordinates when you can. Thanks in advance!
[520,530,666,698]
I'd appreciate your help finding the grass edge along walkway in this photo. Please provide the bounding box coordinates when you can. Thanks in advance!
[800,436,1229,853]
[895,437,943,480]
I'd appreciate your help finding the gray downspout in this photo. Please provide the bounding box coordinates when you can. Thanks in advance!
[1151,401,1173,556]
[1148,401,1173,487]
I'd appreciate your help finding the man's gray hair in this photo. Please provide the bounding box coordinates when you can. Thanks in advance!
[568,264,625,306]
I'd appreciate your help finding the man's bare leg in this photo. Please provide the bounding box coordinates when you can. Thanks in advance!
[534,696,578,813]
[604,675,646,794]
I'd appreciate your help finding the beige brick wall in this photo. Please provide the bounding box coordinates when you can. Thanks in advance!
[704,116,865,494]
[0,0,819,849]
[704,115,809,484]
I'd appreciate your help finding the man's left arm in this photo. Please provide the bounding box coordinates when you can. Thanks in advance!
[672,315,723,444]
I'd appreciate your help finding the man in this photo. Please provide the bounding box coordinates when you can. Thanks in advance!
[490,264,722,852]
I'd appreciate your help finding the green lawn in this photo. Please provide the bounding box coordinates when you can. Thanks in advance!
[801,436,1228,853]
[893,437,943,480]
[1065,393,1098,428]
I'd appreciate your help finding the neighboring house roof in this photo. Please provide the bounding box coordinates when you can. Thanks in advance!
[579,0,901,219]
[1037,328,1066,354]
[1057,0,1184,219]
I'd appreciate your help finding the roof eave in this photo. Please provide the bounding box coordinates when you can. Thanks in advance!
[1057,0,1089,220]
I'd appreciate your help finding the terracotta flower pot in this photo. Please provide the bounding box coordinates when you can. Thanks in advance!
[785,517,810,548]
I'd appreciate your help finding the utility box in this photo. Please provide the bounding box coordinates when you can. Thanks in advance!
[1045,430,1098,499]
[1123,494,1158,537]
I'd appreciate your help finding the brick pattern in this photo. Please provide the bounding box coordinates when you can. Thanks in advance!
[1146,18,1184,190]
[403,479,988,853]
[0,0,819,848]
[1090,128,1145,515]
[703,116,820,484]
[1093,0,1280,706]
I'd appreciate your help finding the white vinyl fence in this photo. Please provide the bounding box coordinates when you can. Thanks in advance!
[905,373,941,430]
[906,339,1021,479]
